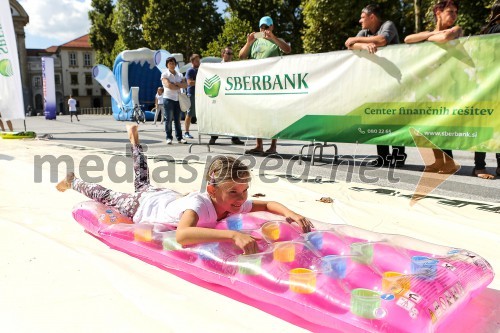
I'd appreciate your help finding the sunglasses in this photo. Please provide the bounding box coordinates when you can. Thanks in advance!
[260,25,270,29]
[225,52,234,55]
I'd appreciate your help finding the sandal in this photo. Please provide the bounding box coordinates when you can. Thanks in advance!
[472,168,495,179]
[263,149,278,156]
[245,148,264,155]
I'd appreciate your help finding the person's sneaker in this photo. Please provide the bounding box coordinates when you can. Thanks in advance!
[178,139,187,144]
[166,139,172,145]
[184,132,194,139]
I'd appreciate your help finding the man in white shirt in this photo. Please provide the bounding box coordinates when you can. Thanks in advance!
[68,95,79,122]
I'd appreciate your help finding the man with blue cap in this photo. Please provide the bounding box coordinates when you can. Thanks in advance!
[239,16,291,155]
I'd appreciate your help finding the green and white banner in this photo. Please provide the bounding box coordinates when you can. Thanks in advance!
[0,0,25,120]
[196,34,499,152]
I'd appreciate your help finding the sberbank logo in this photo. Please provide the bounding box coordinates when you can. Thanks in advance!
[0,59,13,77]
[224,73,309,96]
[204,75,221,98]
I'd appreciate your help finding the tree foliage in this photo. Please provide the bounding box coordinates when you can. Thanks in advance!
[143,0,223,60]
[302,0,362,53]
[112,0,149,51]
[202,14,252,60]
[223,0,304,54]
[88,0,117,67]
[88,0,497,62]
[301,0,495,54]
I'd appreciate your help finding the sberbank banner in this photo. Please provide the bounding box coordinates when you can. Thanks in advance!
[0,0,25,120]
[196,34,499,152]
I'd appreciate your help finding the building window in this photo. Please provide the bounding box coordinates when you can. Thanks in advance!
[87,89,93,96]
[55,74,61,85]
[101,89,107,96]
[70,73,78,85]
[85,73,92,85]
[34,76,41,88]
[84,53,92,67]
[69,52,77,66]
[72,89,79,97]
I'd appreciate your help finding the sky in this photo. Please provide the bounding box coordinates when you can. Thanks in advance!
[19,0,93,49]
[19,0,227,50]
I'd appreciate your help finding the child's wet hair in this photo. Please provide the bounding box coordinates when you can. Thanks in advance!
[207,156,251,185]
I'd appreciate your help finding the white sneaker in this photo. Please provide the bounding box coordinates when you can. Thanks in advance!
[166,139,172,144]
[178,139,187,144]
[184,132,194,139]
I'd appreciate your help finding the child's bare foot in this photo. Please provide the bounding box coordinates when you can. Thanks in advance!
[126,124,139,145]
[56,172,75,192]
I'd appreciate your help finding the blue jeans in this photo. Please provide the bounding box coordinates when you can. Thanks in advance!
[165,98,182,141]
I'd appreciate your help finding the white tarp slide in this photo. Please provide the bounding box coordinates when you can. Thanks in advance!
[0,0,25,120]
[0,140,498,333]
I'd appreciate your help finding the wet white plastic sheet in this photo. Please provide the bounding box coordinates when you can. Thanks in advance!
[1,140,499,333]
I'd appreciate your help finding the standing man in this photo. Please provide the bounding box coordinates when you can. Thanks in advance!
[68,95,80,122]
[239,16,291,155]
[345,4,406,167]
[184,54,200,139]
[209,46,245,146]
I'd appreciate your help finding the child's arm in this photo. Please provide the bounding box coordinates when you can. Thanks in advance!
[175,209,258,254]
[251,200,314,232]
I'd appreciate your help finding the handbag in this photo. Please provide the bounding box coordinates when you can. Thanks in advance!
[179,92,191,112]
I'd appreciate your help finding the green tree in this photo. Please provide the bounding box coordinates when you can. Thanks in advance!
[302,0,362,53]
[143,0,223,60]
[223,0,304,53]
[202,15,252,60]
[88,0,117,67]
[112,0,149,50]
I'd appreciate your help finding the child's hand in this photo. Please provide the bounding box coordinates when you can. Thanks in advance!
[286,214,314,233]
[232,232,258,254]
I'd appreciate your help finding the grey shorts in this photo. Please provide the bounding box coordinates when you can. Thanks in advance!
[187,94,196,117]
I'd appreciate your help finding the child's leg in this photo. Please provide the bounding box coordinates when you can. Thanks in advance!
[127,124,161,193]
[72,177,141,218]
[132,144,152,192]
